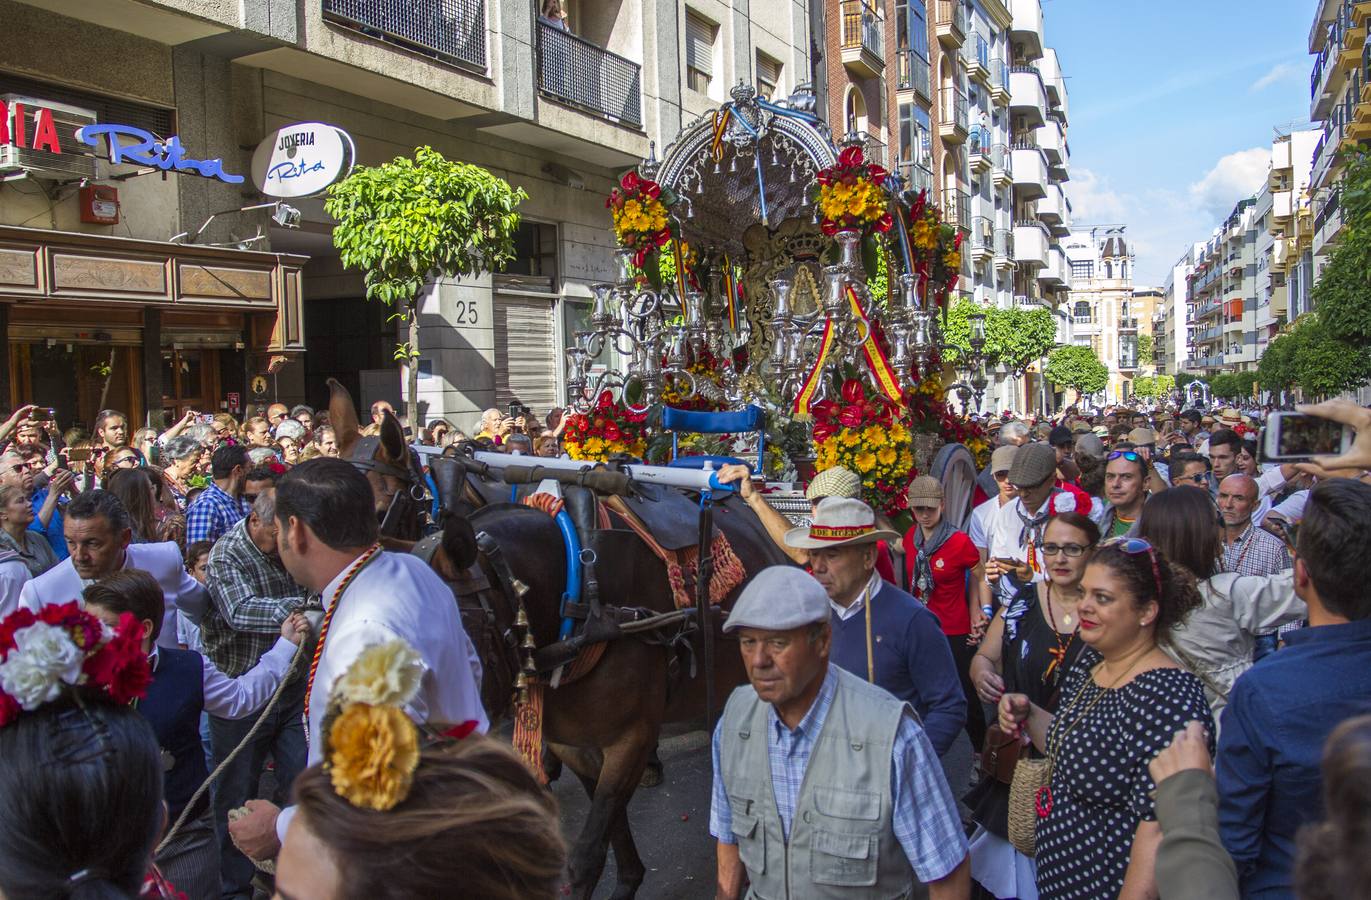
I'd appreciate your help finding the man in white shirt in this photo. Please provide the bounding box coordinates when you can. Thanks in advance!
[0,548,31,618]
[985,443,1079,596]
[18,489,206,648]
[969,445,1017,614]
[227,457,487,861]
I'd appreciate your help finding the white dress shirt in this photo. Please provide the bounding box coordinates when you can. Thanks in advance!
[150,636,297,720]
[303,549,487,759]
[17,542,207,649]
[829,571,883,622]
[277,549,487,843]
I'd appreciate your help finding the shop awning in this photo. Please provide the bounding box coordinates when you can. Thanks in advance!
[0,225,307,352]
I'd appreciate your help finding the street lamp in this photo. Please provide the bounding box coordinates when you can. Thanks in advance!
[946,311,990,414]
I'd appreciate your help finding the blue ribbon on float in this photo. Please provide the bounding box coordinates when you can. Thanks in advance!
[554,508,582,640]
[721,108,771,225]
[756,98,821,125]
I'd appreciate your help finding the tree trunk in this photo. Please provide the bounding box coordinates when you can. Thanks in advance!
[406,298,420,433]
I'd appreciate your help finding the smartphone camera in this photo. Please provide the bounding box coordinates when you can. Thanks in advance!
[1261,412,1355,463]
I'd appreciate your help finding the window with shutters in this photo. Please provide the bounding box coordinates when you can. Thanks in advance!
[756,52,781,100]
[686,11,717,95]
[494,295,558,415]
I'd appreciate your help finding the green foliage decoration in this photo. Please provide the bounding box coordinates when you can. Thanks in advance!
[939,298,1058,374]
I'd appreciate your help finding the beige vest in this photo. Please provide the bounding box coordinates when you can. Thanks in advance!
[718,666,916,900]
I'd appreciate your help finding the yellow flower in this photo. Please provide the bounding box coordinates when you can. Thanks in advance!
[840,431,861,447]
[854,450,877,473]
[328,704,420,811]
[584,436,605,456]
[333,641,423,708]
[862,425,886,445]
[888,423,909,443]
[877,446,897,466]
[899,450,914,469]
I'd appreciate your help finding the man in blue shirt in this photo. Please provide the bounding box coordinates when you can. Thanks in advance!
[1217,478,1371,898]
[186,443,251,545]
[784,496,967,755]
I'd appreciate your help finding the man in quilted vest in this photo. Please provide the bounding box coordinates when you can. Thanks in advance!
[710,566,970,899]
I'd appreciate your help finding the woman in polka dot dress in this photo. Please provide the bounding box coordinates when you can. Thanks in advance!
[998,537,1215,899]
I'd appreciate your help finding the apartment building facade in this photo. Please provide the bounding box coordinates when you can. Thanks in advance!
[1,0,809,429]
[1308,0,1371,280]
[826,0,1070,412]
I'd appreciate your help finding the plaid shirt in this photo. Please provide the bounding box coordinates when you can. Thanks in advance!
[709,668,968,883]
[185,482,250,545]
[200,518,307,676]
[1221,523,1291,576]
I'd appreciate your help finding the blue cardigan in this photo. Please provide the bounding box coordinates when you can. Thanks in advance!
[829,581,967,756]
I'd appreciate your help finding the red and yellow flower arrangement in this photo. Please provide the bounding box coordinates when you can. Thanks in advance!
[607,170,672,267]
[810,378,918,515]
[563,391,649,462]
[814,146,893,236]
[906,190,964,309]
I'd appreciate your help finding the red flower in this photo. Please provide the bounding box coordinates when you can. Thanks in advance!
[642,181,661,200]
[868,164,888,184]
[620,171,641,192]
[811,399,838,422]
[603,421,621,441]
[837,145,864,168]
[838,405,866,428]
[813,422,836,444]
[816,170,833,186]
[841,379,866,404]
[38,602,101,652]
[596,390,615,409]
[875,213,894,233]
[0,607,37,660]
[82,613,152,706]
[820,219,840,237]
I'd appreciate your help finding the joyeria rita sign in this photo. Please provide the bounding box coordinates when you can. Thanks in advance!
[250,123,355,199]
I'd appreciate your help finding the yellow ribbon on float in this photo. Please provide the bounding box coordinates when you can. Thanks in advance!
[847,285,904,405]
[672,240,689,301]
[792,318,836,419]
[709,108,731,162]
[722,254,739,331]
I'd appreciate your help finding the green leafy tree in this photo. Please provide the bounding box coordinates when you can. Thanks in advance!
[1208,372,1236,400]
[1231,371,1258,400]
[1259,313,1371,400]
[1043,344,1108,402]
[326,146,529,426]
[1137,333,1154,367]
[1132,375,1154,399]
[1312,151,1371,348]
[939,298,1057,373]
[1175,372,1197,390]
[1257,328,1298,399]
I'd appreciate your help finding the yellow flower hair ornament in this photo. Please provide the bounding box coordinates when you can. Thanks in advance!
[321,640,425,812]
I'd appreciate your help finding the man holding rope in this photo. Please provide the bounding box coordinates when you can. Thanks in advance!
[226,458,487,864]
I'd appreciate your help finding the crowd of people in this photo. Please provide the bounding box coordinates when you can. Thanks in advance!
[1,391,1369,900]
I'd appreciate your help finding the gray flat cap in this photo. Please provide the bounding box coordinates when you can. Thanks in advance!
[723,566,830,634]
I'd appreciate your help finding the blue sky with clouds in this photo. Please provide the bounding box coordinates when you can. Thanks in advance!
[1048,0,1314,286]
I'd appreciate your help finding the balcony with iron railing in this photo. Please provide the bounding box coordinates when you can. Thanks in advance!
[969,126,990,171]
[1009,64,1048,128]
[897,159,936,196]
[991,142,1013,186]
[939,85,970,142]
[993,228,1015,268]
[323,0,488,71]
[942,187,972,231]
[964,32,991,83]
[897,48,933,99]
[935,0,968,47]
[536,19,643,126]
[840,1,885,78]
[991,57,1011,104]
[971,217,994,258]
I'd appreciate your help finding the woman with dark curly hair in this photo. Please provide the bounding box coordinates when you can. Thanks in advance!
[274,734,567,900]
[999,538,1215,899]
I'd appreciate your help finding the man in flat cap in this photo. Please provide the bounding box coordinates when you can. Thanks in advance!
[710,566,971,900]
[786,497,965,757]
[984,442,1080,595]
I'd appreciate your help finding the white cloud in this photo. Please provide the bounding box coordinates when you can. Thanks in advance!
[1250,62,1300,93]
[1066,168,1128,222]
[1188,147,1270,221]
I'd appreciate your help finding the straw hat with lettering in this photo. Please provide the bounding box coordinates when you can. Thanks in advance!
[784,496,900,550]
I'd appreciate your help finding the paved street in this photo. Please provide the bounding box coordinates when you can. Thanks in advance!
[553,727,718,899]
[550,725,976,899]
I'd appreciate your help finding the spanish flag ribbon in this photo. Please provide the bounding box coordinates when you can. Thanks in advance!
[722,254,739,331]
[671,240,688,301]
[846,285,903,404]
[710,108,732,163]
[792,318,836,420]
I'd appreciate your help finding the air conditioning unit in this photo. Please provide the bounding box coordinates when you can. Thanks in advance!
[0,95,98,182]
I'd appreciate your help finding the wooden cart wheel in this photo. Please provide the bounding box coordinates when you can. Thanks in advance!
[930,442,977,531]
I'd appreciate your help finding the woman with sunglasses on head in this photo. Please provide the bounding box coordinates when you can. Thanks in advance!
[1135,487,1303,725]
[965,511,1099,900]
[999,537,1213,900]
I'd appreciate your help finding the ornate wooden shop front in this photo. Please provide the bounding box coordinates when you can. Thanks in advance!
[0,225,306,427]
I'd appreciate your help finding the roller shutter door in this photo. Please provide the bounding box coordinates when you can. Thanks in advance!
[493,294,558,414]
